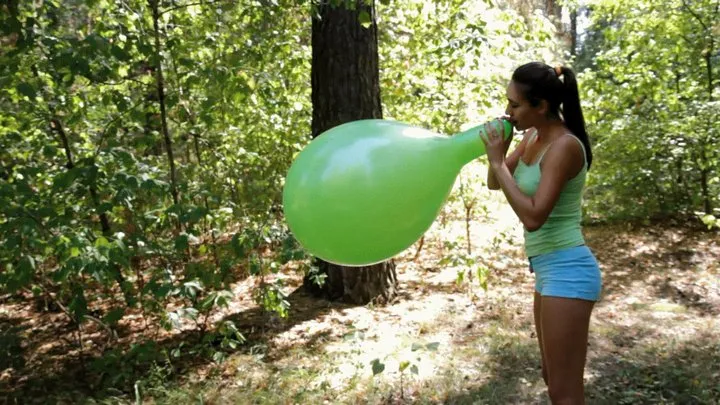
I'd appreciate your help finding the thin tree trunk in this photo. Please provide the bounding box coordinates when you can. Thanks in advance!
[168,37,221,266]
[51,120,112,234]
[702,7,715,214]
[701,8,715,214]
[150,0,179,207]
[50,119,134,305]
[570,9,577,56]
[700,161,711,214]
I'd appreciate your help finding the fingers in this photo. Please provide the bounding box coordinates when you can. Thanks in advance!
[481,119,506,143]
[494,118,511,139]
[487,120,500,139]
[478,128,489,144]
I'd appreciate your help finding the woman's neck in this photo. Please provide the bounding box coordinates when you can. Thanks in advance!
[533,120,565,143]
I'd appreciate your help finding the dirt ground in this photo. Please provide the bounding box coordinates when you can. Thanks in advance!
[2,207,719,404]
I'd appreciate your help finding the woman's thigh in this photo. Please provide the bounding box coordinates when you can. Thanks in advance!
[540,296,595,390]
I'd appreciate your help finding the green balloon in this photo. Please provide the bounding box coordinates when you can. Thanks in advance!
[283,119,512,266]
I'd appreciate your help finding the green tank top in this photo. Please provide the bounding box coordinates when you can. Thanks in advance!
[512,133,587,258]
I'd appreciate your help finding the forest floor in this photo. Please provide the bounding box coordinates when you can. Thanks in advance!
[2,202,720,404]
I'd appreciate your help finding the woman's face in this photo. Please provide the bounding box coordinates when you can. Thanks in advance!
[505,81,545,131]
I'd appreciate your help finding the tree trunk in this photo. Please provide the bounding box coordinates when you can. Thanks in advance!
[304,0,397,305]
[570,8,577,56]
[149,0,179,207]
[544,0,573,52]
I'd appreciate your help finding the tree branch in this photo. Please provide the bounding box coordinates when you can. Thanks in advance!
[681,0,709,31]
[50,119,75,169]
[160,0,236,16]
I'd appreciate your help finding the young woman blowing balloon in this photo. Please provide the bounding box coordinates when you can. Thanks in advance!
[480,62,602,405]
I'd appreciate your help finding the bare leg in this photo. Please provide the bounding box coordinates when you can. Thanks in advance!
[533,291,548,385]
[540,296,595,405]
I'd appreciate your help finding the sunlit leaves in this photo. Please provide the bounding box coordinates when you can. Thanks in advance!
[578,0,719,220]
[0,0,313,332]
[378,0,566,134]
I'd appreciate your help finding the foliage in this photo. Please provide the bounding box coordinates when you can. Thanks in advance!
[2,0,717,401]
[370,340,440,400]
[0,0,311,385]
[378,0,567,135]
[577,0,719,220]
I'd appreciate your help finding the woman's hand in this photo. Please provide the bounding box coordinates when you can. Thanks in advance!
[480,119,508,169]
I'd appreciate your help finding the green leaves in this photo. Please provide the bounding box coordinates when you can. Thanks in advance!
[3,256,38,292]
[411,341,440,352]
[579,0,719,220]
[358,10,372,28]
[377,0,563,136]
[370,358,385,375]
[16,83,36,99]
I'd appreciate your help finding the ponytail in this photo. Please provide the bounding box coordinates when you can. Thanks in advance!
[557,66,593,169]
[511,62,594,169]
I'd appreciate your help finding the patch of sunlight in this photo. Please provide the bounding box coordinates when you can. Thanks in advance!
[628,240,660,257]
[648,301,688,313]
[628,301,690,324]
[280,296,468,393]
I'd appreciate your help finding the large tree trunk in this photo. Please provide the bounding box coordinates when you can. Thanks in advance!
[304,0,398,305]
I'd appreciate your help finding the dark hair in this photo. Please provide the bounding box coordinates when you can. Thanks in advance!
[511,62,593,169]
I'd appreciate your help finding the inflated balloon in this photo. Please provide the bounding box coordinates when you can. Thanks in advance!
[283,119,512,266]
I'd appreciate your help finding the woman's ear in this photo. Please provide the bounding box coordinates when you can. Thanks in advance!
[537,99,549,117]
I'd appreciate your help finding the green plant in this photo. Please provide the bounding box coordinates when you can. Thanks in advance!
[370,341,440,399]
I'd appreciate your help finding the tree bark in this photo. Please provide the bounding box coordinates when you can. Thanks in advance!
[304,0,397,305]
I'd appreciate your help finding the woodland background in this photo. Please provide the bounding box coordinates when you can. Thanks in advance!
[1,0,718,403]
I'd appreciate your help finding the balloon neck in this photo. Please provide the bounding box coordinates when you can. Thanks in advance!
[451,119,512,164]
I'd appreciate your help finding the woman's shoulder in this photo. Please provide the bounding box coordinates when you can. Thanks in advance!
[542,134,585,173]
[549,134,584,158]
[558,133,586,157]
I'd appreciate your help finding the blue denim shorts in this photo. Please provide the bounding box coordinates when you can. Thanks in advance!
[529,245,602,302]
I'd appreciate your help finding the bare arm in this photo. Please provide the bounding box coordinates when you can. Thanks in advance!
[488,136,584,231]
[487,130,534,190]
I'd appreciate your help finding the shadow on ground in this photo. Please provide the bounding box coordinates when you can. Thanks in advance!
[586,224,719,315]
[0,285,354,404]
[1,223,718,404]
[585,332,720,404]
[443,334,544,405]
[442,325,720,405]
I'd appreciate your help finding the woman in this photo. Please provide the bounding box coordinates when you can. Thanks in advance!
[480,62,602,405]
